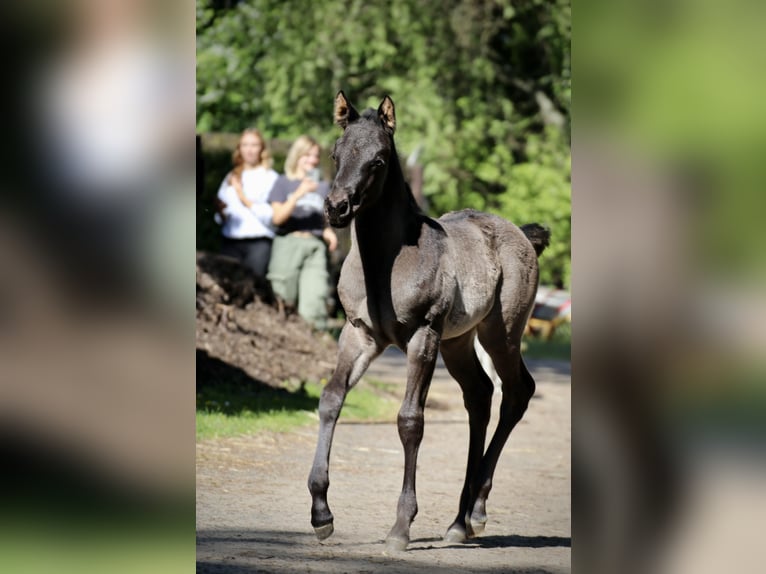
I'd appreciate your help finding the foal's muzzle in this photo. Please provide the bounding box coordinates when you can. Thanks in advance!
[325,193,353,228]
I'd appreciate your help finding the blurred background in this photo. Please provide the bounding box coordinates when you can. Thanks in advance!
[0,0,194,572]
[1,0,763,571]
[574,0,766,573]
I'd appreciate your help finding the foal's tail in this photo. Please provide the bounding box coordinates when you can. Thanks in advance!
[520,223,551,257]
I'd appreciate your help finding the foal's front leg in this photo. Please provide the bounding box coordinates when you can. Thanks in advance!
[386,326,440,551]
[308,323,381,540]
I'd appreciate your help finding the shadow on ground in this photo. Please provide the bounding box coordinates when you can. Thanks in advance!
[196,349,318,416]
[197,529,569,574]
[434,534,572,550]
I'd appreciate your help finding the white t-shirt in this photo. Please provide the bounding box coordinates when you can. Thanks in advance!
[217,167,279,239]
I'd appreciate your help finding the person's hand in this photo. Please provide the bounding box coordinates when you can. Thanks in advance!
[295,177,319,199]
[323,227,338,252]
[214,197,228,220]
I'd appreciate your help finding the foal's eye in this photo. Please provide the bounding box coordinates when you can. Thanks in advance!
[373,158,385,169]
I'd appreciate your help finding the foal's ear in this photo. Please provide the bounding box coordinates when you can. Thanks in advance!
[334,90,359,129]
[377,95,396,135]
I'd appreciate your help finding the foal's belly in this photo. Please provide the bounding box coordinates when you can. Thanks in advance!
[338,252,496,343]
[441,289,494,340]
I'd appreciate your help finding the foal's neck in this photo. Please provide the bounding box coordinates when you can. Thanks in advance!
[354,153,421,258]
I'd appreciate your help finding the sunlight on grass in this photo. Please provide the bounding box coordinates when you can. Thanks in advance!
[196,379,400,441]
[342,379,401,421]
[196,409,315,439]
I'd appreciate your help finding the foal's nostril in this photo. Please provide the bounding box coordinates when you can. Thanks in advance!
[327,197,349,215]
[325,195,351,224]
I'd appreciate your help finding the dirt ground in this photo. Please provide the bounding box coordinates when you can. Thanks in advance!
[196,252,571,573]
[196,353,571,574]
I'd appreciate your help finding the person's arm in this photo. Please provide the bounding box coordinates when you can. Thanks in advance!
[249,202,274,225]
[230,171,277,225]
[322,227,338,252]
[230,175,253,208]
[270,179,317,226]
[218,176,255,221]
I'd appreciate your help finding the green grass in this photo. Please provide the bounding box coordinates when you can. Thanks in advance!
[522,322,571,362]
[340,379,402,420]
[196,378,400,441]
[0,522,192,574]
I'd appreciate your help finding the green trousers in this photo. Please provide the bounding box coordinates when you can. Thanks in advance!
[267,234,330,330]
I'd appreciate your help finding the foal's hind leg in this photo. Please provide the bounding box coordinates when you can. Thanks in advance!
[308,323,381,540]
[469,324,536,530]
[439,332,494,543]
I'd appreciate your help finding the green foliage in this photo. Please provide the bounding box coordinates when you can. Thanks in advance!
[577,1,766,282]
[491,127,571,287]
[197,0,571,287]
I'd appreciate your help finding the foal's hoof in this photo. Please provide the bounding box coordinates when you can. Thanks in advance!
[313,522,334,541]
[444,526,467,543]
[469,519,486,536]
[384,535,409,552]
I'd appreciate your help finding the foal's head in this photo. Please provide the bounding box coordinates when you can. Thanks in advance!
[325,91,397,227]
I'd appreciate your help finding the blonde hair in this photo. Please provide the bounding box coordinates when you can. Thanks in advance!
[229,128,273,183]
[284,135,320,180]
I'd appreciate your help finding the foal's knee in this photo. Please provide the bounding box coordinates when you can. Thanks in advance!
[318,385,344,422]
[517,370,535,405]
[397,407,424,444]
[521,368,536,404]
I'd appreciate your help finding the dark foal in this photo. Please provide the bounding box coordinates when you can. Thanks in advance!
[308,91,550,551]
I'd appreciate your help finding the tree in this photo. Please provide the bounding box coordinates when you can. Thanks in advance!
[197,0,571,287]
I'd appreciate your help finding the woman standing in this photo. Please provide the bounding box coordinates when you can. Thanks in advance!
[216,128,278,278]
[267,136,338,330]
